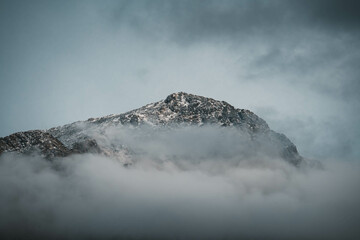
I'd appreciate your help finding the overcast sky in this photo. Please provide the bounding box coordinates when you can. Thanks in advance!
[1,0,359,161]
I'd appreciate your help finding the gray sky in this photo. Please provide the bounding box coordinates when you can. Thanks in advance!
[1,0,359,161]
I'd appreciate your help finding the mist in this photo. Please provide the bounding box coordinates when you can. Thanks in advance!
[1,1,360,239]
[1,126,359,240]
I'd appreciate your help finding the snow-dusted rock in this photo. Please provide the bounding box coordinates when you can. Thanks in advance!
[1,92,303,166]
[0,130,71,158]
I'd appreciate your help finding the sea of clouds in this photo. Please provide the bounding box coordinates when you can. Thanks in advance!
[0,126,359,239]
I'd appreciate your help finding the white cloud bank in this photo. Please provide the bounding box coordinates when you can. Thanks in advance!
[0,139,359,239]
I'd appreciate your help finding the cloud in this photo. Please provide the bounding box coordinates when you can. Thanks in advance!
[0,126,359,239]
[111,0,360,44]
[293,0,360,31]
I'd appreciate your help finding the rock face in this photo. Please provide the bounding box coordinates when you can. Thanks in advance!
[0,92,303,166]
[0,130,71,158]
[85,92,270,132]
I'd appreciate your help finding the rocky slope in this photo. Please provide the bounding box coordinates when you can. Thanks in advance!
[0,92,303,166]
[0,130,71,158]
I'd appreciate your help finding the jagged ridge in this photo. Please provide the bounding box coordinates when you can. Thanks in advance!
[1,92,303,166]
[86,92,270,133]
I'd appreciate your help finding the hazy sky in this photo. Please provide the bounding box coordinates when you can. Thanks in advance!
[1,0,359,161]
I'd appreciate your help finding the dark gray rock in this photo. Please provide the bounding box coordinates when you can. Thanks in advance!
[1,92,303,166]
[71,139,102,154]
[0,130,71,158]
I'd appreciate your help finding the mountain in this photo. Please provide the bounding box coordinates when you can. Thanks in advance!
[0,92,303,166]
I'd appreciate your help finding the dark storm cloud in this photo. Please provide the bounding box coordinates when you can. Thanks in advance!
[113,0,288,43]
[295,0,360,30]
[112,0,360,43]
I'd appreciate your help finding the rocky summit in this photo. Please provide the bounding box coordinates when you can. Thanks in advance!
[0,92,303,166]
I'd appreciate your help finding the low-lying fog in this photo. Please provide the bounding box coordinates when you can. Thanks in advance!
[0,126,359,239]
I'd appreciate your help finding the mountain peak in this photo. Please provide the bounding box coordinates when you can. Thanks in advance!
[165,92,206,103]
[85,92,269,132]
[1,93,303,166]
[165,91,189,100]
[164,92,192,107]
[164,92,227,106]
